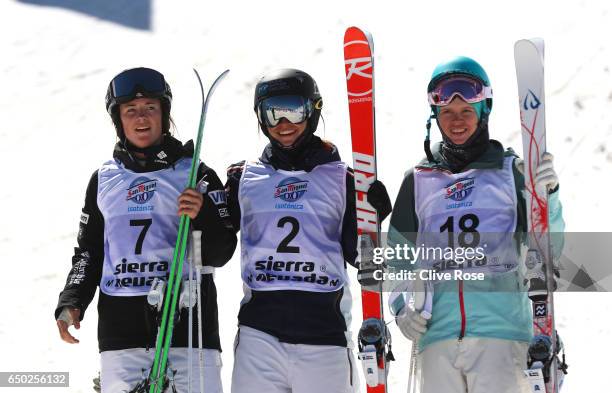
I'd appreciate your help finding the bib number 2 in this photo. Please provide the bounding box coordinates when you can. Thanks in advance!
[277,216,300,253]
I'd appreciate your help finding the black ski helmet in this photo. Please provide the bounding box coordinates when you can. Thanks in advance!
[253,68,323,148]
[105,67,173,141]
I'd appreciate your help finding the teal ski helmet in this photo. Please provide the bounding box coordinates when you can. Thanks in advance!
[423,56,492,162]
[427,56,492,116]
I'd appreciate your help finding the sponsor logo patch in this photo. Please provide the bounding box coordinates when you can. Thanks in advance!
[533,301,548,318]
[274,177,308,202]
[208,190,227,205]
[105,259,169,289]
[126,177,157,204]
[253,256,341,288]
[80,212,89,225]
[523,89,542,111]
[445,178,475,201]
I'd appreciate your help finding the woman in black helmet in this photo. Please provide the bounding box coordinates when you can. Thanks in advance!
[54,67,236,393]
[225,69,371,393]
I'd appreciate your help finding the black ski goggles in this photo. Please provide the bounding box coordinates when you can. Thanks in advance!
[257,95,313,127]
[109,68,167,104]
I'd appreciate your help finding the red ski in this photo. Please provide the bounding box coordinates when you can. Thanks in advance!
[344,26,390,393]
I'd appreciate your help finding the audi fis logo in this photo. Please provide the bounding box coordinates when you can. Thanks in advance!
[445,178,475,201]
[344,39,372,98]
[126,177,157,204]
[274,177,308,202]
[523,89,542,111]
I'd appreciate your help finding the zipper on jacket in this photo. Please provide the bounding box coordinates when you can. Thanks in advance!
[458,279,466,340]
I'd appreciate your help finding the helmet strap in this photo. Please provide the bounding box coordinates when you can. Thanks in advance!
[424,112,436,163]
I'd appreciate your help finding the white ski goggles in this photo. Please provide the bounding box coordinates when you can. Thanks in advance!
[257,95,313,127]
[428,76,492,106]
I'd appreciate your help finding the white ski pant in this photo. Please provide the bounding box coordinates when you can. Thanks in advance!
[100,347,223,393]
[419,337,532,393]
[231,326,359,393]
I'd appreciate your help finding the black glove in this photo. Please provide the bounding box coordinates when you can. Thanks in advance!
[367,180,392,221]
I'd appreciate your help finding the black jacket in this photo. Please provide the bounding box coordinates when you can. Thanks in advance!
[55,136,237,352]
[225,136,358,346]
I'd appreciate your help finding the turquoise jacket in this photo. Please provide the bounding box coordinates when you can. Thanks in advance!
[387,141,565,351]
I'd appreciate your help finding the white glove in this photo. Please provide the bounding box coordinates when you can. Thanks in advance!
[396,304,429,342]
[535,152,559,193]
[515,152,559,194]
[389,270,433,342]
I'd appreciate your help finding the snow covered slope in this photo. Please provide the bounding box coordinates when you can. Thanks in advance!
[1,0,610,391]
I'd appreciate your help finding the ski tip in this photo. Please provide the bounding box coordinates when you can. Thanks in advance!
[345,26,363,35]
[344,26,371,40]
[193,68,205,95]
[514,38,545,61]
[514,38,545,50]
[344,26,374,53]
[215,69,231,85]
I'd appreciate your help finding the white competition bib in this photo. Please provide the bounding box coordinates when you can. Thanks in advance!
[239,160,349,292]
[97,158,192,296]
[413,155,519,275]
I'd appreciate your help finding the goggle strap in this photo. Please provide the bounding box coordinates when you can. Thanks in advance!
[424,113,436,163]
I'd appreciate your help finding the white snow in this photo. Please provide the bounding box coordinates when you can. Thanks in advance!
[1,0,610,391]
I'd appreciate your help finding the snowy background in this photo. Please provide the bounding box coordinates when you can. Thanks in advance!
[1,0,611,391]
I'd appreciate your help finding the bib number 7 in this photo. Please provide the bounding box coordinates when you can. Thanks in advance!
[130,218,152,255]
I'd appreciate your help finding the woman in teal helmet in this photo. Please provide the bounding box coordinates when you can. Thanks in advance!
[423,56,494,169]
[372,56,565,393]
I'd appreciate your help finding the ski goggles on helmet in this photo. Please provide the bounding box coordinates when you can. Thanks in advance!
[109,68,168,104]
[257,95,313,127]
[428,76,492,106]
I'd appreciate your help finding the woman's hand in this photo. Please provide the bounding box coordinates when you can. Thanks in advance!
[57,307,81,344]
[178,188,204,219]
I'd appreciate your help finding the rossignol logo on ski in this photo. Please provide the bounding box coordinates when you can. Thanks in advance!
[445,178,475,201]
[126,177,157,204]
[344,39,373,101]
[522,89,541,110]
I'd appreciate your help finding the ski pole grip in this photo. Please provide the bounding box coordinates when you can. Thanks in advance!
[192,230,203,268]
